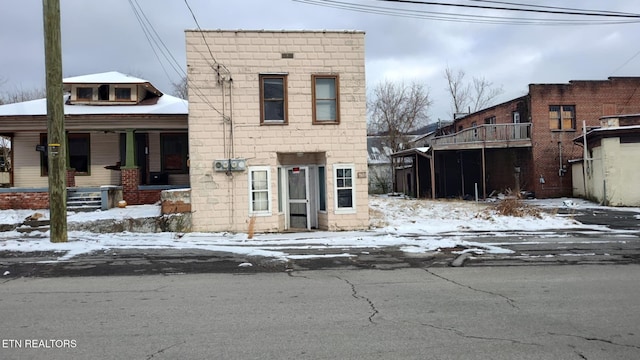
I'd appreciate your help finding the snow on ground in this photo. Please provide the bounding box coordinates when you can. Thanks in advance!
[0,196,632,263]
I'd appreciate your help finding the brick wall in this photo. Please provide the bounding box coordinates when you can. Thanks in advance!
[444,77,640,198]
[528,77,640,198]
[0,192,49,210]
[138,190,161,205]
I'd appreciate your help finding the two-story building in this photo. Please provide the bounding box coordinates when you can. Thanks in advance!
[186,30,369,232]
[425,77,640,199]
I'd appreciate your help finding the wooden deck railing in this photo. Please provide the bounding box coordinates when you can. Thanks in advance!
[432,123,532,147]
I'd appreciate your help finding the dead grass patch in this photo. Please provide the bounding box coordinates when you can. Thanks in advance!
[369,207,388,228]
[493,197,541,218]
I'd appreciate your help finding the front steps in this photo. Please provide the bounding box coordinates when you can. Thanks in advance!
[67,189,102,212]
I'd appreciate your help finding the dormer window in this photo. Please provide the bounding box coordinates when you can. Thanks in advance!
[98,85,110,101]
[115,87,131,100]
[77,87,93,100]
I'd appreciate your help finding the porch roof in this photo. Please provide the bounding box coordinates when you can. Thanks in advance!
[390,147,431,158]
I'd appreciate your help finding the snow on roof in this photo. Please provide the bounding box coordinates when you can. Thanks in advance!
[63,71,150,84]
[0,94,188,116]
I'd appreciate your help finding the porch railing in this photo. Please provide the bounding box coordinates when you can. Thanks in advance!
[432,123,532,147]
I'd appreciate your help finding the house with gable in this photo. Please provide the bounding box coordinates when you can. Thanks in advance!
[404,77,640,200]
[0,71,189,210]
[186,30,369,232]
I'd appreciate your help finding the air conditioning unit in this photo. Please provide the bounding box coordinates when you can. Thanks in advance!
[214,159,246,172]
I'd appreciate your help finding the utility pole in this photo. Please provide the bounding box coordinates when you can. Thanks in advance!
[43,0,67,243]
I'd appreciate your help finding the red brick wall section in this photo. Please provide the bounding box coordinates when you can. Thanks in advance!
[0,192,50,210]
[448,77,640,198]
[138,190,161,205]
[66,169,76,188]
[121,168,140,205]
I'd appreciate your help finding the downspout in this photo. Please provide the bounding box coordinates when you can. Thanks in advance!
[430,151,436,199]
[415,153,419,198]
[582,121,589,199]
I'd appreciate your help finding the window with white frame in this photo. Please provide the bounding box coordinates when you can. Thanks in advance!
[249,166,271,215]
[334,164,355,213]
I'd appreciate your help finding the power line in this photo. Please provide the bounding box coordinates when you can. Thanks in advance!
[127,0,223,115]
[294,0,640,25]
[375,0,640,18]
[183,0,231,76]
[469,0,640,17]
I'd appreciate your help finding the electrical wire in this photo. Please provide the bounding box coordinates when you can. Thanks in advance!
[127,0,225,116]
[293,0,640,25]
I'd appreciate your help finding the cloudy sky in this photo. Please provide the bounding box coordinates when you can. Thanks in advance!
[1,0,639,121]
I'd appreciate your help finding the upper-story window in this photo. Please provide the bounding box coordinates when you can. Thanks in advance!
[260,74,288,125]
[76,87,93,101]
[98,85,110,101]
[312,75,339,124]
[549,105,575,130]
[115,87,132,101]
[485,116,496,124]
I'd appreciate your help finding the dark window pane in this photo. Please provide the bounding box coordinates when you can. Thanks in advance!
[98,85,109,100]
[115,88,131,100]
[264,101,284,121]
[77,87,92,100]
[318,166,326,211]
[337,189,353,208]
[161,133,188,173]
[264,79,283,99]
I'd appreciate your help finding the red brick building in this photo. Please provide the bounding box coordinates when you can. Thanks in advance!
[422,77,640,199]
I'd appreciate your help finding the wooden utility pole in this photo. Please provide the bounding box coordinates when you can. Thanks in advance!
[43,0,67,242]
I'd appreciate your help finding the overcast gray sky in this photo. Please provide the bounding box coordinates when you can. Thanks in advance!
[1,0,639,121]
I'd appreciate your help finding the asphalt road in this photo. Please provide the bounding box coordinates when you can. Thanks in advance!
[1,266,639,360]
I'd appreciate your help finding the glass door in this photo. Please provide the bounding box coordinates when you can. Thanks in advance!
[287,167,309,230]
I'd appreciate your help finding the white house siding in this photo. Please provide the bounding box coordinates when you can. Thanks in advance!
[12,132,121,188]
[13,133,45,187]
[148,132,161,173]
[187,30,368,232]
[75,132,120,187]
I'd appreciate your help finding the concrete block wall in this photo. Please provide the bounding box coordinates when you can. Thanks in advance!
[186,30,368,232]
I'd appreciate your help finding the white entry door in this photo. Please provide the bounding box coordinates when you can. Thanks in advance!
[287,166,310,230]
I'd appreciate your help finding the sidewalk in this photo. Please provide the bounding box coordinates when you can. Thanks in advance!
[1,196,638,277]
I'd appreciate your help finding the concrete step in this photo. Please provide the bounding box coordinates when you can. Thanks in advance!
[67,190,102,212]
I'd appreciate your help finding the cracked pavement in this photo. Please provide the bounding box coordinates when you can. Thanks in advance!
[1,265,639,359]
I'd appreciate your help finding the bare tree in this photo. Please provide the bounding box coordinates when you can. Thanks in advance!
[171,76,188,100]
[444,66,503,119]
[368,80,432,153]
[0,86,46,105]
[444,67,469,117]
[368,80,432,194]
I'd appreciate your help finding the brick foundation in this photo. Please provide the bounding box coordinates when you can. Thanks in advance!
[0,192,49,210]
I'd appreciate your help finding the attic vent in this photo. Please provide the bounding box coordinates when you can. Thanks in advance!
[281,53,294,59]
